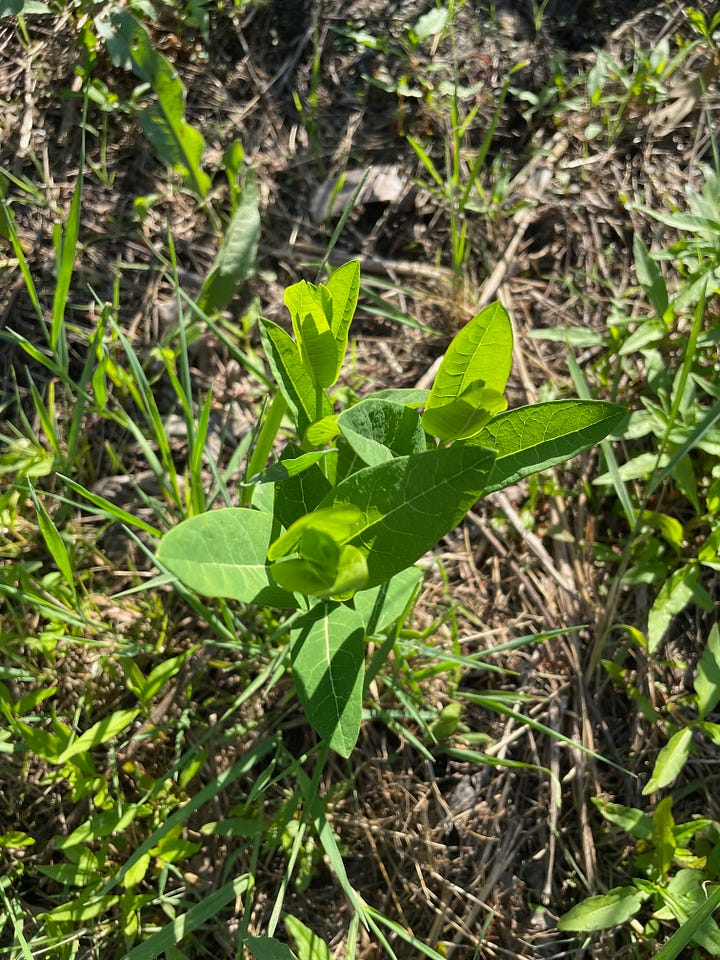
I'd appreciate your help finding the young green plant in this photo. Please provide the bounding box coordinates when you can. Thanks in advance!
[156,261,625,758]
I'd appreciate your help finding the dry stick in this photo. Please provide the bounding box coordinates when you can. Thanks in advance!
[263,241,456,284]
[541,694,563,907]
[415,133,570,391]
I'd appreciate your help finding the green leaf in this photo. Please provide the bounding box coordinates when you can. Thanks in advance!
[245,937,299,960]
[425,302,513,414]
[640,510,685,551]
[28,484,76,601]
[643,727,694,795]
[285,916,332,960]
[291,602,366,756]
[1,0,50,13]
[653,883,720,960]
[648,564,714,653]
[301,316,338,390]
[527,326,605,347]
[696,624,720,719]
[557,887,647,932]
[157,508,297,608]
[321,444,496,587]
[466,400,626,494]
[421,383,507,442]
[411,6,448,41]
[633,234,669,317]
[96,10,210,197]
[353,566,423,634]
[369,388,429,406]
[284,280,339,388]
[268,505,364,561]
[618,317,668,356]
[271,536,368,598]
[652,796,676,877]
[197,171,260,313]
[57,708,139,763]
[258,318,331,436]
[325,259,360,355]
[253,449,335,485]
[305,415,341,446]
[593,799,652,840]
[272,448,333,532]
[658,870,720,954]
[42,893,120,924]
[337,398,427,466]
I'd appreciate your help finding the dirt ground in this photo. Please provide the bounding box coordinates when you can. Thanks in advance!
[1,1,719,957]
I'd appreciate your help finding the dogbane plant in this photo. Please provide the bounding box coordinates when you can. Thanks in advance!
[157,261,625,756]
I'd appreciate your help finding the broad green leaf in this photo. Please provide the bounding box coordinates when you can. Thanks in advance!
[696,624,720,718]
[425,302,513,413]
[658,870,720,954]
[1,0,51,15]
[557,887,647,932]
[245,937,299,960]
[369,387,429,406]
[648,564,714,653]
[633,234,669,317]
[353,566,423,634]
[273,449,332,532]
[338,398,427,466]
[96,11,210,197]
[157,508,297,608]
[258,318,331,436]
[268,505,364,561]
[593,799,652,840]
[466,399,626,494]
[197,172,260,313]
[653,884,720,960]
[285,915,332,960]
[57,709,139,763]
[643,727,693,795]
[291,602,365,756]
[325,259,360,351]
[421,383,507,442]
[320,445,496,587]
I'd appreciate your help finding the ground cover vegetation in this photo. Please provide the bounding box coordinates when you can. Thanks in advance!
[0,0,719,957]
